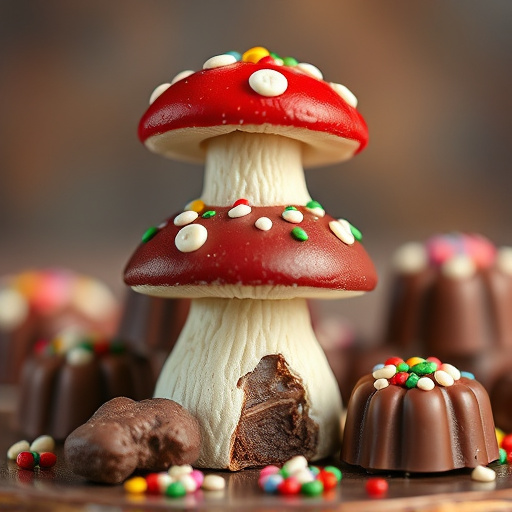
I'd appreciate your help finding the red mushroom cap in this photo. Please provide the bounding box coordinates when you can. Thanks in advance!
[139,57,368,168]
[124,205,377,300]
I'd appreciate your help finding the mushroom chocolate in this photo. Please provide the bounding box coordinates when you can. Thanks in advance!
[124,46,377,470]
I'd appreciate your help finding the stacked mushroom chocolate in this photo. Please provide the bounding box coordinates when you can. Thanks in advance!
[124,47,377,470]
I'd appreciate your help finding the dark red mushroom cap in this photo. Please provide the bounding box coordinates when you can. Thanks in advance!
[138,50,368,167]
[124,204,377,300]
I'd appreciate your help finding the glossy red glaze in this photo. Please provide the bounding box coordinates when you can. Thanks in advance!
[138,61,368,165]
[124,205,377,296]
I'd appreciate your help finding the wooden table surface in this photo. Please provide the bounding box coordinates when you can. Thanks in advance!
[2,390,512,511]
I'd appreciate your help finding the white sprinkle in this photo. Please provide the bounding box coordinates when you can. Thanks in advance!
[294,468,315,484]
[249,69,288,97]
[228,204,252,218]
[392,243,428,274]
[374,378,389,390]
[296,63,323,80]
[255,217,272,231]
[329,220,355,245]
[497,247,512,276]
[174,210,199,226]
[0,288,29,330]
[170,70,194,85]
[417,377,435,391]
[441,254,476,279]
[329,82,358,108]
[7,440,30,460]
[157,472,174,493]
[439,363,461,381]
[202,474,225,491]
[175,224,208,252]
[281,209,303,224]
[66,347,94,366]
[30,435,55,453]
[203,54,237,69]
[471,465,496,482]
[305,206,325,218]
[434,370,455,387]
[169,464,193,478]
[373,364,397,380]
[149,83,171,105]
[179,474,198,492]
[372,363,385,372]
[282,455,308,475]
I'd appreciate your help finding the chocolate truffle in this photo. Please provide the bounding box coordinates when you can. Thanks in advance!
[342,357,499,473]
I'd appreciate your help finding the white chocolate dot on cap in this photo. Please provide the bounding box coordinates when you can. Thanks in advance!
[228,204,252,218]
[392,242,428,274]
[0,288,29,330]
[174,210,199,226]
[170,70,194,85]
[329,220,355,245]
[496,247,512,276]
[441,254,476,280]
[248,69,288,97]
[255,217,272,231]
[296,62,323,80]
[282,209,303,224]
[175,224,208,252]
[330,82,358,108]
[149,83,171,105]
[203,54,237,69]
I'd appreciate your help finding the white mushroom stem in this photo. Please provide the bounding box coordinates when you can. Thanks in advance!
[154,297,343,469]
[201,131,312,206]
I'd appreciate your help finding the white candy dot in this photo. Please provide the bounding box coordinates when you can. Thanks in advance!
[283,455,308,475]
[179,474,198,492]
[203,54,237,69]
[0,288,29,330]
[202,474,226,491]
[174,210,199,226]
[373,364,397,380]
[305,206,325,218]
[168,464,193,478]
[441,254,476,279]
[294,468,315,484]
[434,370,455,387]
[255,217,272,231]
[228,204,252,218]
[374,378,389,390]
[497,247,512,276]
[329,220,355,245]
[282,209,303,224]
[175,224,208,252]
[392,243,428,274]
[249,69,288,97]
[417,377,435,391]
[330,82,358,108]
[30,435,55,453]
[296,63,323,80]
[439,363,461,381]
[170,70,194,85]
[149,83,171,105]
[66,347,94,366]
[7,440,30,460]
[157,473,174,493]
[471,465,496,482]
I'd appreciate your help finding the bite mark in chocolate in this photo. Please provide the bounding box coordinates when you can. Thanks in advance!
[230,354,318,470]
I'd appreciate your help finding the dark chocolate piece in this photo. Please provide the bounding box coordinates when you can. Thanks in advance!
[65,397,201,484]
[230,354,318,470]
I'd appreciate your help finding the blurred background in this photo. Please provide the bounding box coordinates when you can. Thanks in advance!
[1,0,511,340]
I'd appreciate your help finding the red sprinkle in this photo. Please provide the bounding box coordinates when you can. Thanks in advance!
[257,55,276,65]
[39,452,57,468]
[501,434,512,452]
[426,356,442,367]
[145,473,161,494]
[366,477,388,497]
[93,339,110,355]
[277,477,301,495]
[389,371,409,386]
[317,470,338,491]
[232,198,249,207]
[385,356,404,366]
[16,452,36,470]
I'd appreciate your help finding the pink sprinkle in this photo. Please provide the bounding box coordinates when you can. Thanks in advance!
[190,469,204,487]
[260,465,280,478]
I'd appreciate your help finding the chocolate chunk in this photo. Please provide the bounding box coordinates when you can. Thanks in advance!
[64,397,201,484]
[230,354,318,470]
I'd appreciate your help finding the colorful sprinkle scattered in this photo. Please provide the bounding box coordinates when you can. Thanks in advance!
[242,46,270,63]
[291,227,308,241]
[499,448,508,464]
[233,198,249,207]
[141,227,159,244]
[365,477,388,497]
[185,199,205,213]
[202,210,216,218]
[348,222,363,242]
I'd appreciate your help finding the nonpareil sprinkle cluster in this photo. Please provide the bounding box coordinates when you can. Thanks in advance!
[372,356,475,392]
[259,455,342,496]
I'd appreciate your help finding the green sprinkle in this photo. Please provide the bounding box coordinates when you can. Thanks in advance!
[109,340,125,354]
[324,465,342,481]
[405,372,420,389]
[306,200,323,210]
[301,480,324,496]
[30,452,40,467]
[166,481,187,498]
[500,448,507,464]
[396,362,410,373]
[308,465,320,476]
[411,361,437,375]
[292,227,308,241]
[279,467,290,478]
[141,226,158,244]
[349,223,363,242]
[283,56,298,66]
[270,52,281,60]
[284,205,297,211]
[79,341,94,352]
[202,210,216,218]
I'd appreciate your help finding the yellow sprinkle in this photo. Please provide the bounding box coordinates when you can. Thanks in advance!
[242,46,270,63]
[185,199,205,213]
[124,476,148,494]
[406,356,425,367]
[496,428,505,447]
